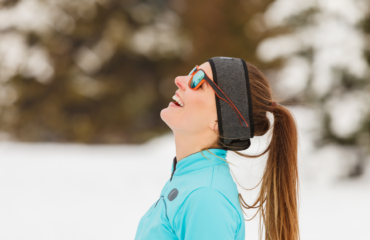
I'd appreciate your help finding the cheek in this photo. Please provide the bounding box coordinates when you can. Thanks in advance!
[185,92,216,121]
[182,93,208,123]
[186,91,207,111]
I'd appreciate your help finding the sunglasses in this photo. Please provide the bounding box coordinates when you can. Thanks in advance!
[188,65,250,128]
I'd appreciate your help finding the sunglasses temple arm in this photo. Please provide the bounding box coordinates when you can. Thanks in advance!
[208,81,249,128]
[220,96,249,128]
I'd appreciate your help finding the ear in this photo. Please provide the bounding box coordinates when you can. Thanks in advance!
[209,120,219,132]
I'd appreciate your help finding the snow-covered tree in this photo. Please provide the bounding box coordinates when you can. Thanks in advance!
[257,0,370,177]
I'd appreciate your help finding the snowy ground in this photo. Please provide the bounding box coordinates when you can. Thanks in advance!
[0,106,369,240]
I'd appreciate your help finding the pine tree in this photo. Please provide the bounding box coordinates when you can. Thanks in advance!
[257,0,370,177]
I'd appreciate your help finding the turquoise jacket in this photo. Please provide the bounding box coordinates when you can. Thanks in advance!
[134,148,246,240]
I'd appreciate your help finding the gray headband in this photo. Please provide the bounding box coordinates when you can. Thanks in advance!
[207,57,254,150]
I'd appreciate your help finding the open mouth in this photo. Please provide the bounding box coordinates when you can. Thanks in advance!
[172,93,184,107]
[172,101,182,107]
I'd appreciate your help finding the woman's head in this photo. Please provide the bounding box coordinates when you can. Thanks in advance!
[163,57,300,240]
[160,61,220,147]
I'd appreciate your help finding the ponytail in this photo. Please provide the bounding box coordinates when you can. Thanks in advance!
[231,63,300,240]
[236,102,300,240]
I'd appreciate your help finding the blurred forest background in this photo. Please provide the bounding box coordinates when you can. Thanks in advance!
[0,0,369,177]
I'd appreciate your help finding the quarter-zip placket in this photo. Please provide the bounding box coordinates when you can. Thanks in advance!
[170,157,177,182]
[154,157,177,209]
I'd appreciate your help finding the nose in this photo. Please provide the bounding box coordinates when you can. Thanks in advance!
[175,76,188,91]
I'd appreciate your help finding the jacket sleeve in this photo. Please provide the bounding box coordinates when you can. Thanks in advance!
[173,187,240,240]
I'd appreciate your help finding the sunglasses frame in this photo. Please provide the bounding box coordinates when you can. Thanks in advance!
[187,65,250,128]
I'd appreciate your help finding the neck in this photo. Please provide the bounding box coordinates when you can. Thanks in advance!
[173,131,219,162]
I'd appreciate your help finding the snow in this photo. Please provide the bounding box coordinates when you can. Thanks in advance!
[0,106,369,240]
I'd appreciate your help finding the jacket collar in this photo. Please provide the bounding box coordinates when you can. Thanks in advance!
[170,148,228,177]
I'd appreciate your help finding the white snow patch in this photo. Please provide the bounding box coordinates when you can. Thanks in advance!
[0,106,369,240]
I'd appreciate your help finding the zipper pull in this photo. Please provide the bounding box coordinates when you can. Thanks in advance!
[170,156,177,182]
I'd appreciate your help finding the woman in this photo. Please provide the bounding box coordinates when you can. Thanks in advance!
[134,57,300,240]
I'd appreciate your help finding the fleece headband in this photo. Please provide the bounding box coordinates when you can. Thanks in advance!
[207,57,254,150]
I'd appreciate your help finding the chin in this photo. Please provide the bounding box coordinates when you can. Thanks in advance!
[160,108,172,125]
[161,110,180,130]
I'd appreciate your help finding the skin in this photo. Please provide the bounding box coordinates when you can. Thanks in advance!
[160,62,220,162]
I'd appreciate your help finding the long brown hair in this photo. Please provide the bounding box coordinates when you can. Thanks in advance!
[202,61,300,240]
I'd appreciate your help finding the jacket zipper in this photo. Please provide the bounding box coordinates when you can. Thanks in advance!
[170,157,177,182]
[154,157,178,209]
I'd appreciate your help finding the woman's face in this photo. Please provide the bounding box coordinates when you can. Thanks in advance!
[160,62,218,135]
